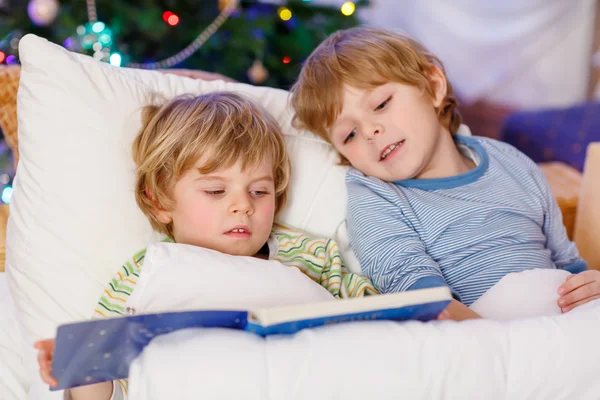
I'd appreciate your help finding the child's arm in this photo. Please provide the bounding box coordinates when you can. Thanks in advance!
[440,299,481,321]
[517,153,586,272]
[346,180,458,299]
[272,224,378,298]
[521,156,598,307]
[34,251,147,398]
[345,184,476,319]
[516,149,598,312]
[68,384,115,400]
[34,339,117,400]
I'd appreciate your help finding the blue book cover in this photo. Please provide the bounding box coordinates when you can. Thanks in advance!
[51,287,451,391]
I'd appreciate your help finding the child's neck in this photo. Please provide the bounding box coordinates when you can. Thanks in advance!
[416,129,475,180]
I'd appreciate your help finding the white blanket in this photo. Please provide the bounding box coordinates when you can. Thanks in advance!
[125,253,600,400]
[129,301,600,400]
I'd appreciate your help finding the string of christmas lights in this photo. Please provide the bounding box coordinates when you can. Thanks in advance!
[80,0,240,69]
[1,1,360,69]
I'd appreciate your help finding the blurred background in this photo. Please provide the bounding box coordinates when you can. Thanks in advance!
[1,0,599,205]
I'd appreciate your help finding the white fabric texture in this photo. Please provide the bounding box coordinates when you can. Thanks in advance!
[129,301,600,400]
[126,242,335,314]
[470,268,570,319]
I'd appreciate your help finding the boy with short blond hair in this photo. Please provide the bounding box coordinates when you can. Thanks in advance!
[36,91,376,400]
[290,27,598,320]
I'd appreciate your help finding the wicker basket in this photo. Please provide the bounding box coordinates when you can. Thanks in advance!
[0,65,20,164]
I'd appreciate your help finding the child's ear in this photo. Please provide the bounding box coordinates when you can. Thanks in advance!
[145,187,173,224]
[427,65,448,108]
[153,207,173,225]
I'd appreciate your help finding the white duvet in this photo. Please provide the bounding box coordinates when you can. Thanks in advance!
[125,244,600,400]
[129,302,600,400]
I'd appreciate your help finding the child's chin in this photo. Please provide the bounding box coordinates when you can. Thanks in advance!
[222,243,262,258]
[373,170,413,183]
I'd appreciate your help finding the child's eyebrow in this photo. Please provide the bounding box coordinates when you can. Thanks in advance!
[195,175,225,182]
[332,116,350,131]
[367,86,388,103]
[195,175,273,183]
[250,176,274,183]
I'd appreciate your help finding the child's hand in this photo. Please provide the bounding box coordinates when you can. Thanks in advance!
[557,270,600,313]
[437,299,481,321]
[34,339,58,388]
[437,309,451,320]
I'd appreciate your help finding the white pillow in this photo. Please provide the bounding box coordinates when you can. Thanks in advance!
[127,242,335,314]
[470,269,570,319]
[9,35,346,328]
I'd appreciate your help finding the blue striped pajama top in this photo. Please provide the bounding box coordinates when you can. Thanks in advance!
[346,135,587,306]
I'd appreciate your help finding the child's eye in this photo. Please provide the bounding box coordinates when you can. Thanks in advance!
[204,190,225,196]
[374,96,392,111]
[250,190,269,196]
[343,129,356,145]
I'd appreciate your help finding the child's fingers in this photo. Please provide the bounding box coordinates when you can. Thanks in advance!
[35,339,58,387]
[34,338,55,352]
[40,369,58,387]
[558,282,600,308]
[437,309,450,320]
[561,294,600,313]
[37,349,50,365]
[38,359,58,387]
[558,272,593,295]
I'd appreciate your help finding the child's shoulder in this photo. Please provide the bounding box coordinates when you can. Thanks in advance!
[126,236,174,271]
[94,237,174,319]
[271,222,337,256]
[271,222,324,242]
[467,135,533,164]
[107,237,174,286]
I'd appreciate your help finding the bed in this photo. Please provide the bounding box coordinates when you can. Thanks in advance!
[0,34,599,399]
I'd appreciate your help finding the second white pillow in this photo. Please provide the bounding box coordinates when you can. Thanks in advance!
[126,242,336,315]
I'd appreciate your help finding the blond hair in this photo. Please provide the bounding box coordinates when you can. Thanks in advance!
[290,26,461,162]
[133,92,291,237]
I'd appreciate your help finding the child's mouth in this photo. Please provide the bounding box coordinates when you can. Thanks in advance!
[380,139,405,161]
[225,226,252,238]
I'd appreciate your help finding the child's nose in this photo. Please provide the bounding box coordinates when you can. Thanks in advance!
[364,123,383,140]
[229,195,253,215]
[364,129,381,141]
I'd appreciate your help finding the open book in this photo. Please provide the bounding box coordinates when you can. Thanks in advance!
[51,286,451,390]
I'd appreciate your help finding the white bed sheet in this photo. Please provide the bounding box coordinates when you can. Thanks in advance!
[0,273,28,400]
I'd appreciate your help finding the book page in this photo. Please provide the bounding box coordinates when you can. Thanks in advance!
[253,286,451,327]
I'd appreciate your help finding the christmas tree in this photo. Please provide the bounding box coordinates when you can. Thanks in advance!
[1,0,369,89]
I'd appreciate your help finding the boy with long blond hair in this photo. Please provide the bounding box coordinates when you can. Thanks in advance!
[34,91,376,400]
[290,27,599,321]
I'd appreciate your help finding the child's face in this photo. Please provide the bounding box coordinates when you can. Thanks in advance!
[156,156,276,257]
[330,76,448,182]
